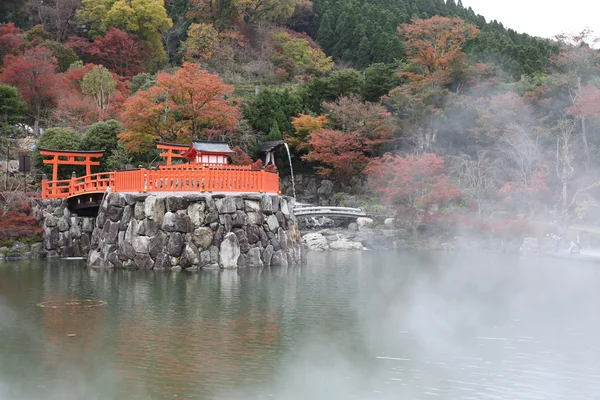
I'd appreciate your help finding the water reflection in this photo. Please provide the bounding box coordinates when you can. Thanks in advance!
[2,252,600,399]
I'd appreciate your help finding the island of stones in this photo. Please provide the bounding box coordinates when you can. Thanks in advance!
[37,140,303,270]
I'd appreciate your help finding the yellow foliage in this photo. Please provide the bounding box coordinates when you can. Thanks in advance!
[78,0,172,67]
[288,114,329,152]
[271,32,333,78]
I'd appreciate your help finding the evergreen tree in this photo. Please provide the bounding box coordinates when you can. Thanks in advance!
[0,84,26,138]
[266,121,282,141]
[362,63,400,101]
[315,12,335,54]
[356,37,372,68]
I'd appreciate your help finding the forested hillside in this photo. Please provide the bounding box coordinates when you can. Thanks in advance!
[310,0,557,76]
[1,0,600,240]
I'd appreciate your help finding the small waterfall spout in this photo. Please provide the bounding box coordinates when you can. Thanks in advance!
[283,142,296,199]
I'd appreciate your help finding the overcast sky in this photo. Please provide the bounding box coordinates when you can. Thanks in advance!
[461,0,600,39]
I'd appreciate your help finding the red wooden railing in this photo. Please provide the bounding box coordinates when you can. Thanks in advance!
[41,167,279,199]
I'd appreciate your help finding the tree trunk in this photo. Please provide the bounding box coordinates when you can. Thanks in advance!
[581,116,590,171]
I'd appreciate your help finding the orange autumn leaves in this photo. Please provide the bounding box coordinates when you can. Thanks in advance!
[119,62,240,153]
[290,96,392,183]
[398,16,479,88]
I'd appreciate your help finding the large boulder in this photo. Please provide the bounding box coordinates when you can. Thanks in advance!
[187,202,206,228]
[154,252,172,269]
[132,235,150,254]
[260,196,273,214]
[180,243,200,268]
[191,227,213,250]
[329,239,364,251]
[167,232,185,257]
[219,232,240,269]
[118,206,133,230]
[133,253,154,269]
[233,228,250,253]
[108,193,127,208]
[166,197,189,212]
[247,212,264,225]
[144,196,166,223]
[245,225,261,244]
[104,220,119,244]
[134,202,145,220]
[356,217,374,230]
[105,205,124,222]
[57,217,69,232]
[271,250,288,267]
[266,215,279,232]
[216,197,237,213]
[232,211,246,227]
[162,211,193,233]
[244,200,261,213]
[302,233,329,251]
[262,245,274,265]
[149,232,168,258]
[137,219,158,236]
[246,248,263,267]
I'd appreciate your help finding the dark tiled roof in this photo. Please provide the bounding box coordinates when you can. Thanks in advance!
[191,141,235,154]
[38,148,105,154]
[259,140,285,152]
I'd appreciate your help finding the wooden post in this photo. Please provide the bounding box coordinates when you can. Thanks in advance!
[69,171,76,196]
[52,155,58,182]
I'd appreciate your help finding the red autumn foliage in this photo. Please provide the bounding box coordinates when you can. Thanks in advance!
[302,129,370,183]
[567,85,600,118]
[0,23,25,62]
[365,153,461,236]
[398,16,479,87]
[67,28,149,78]
[0,211,43,241]
[251,159,264,171]
[119,63,240,153]
[55,63,128,128]
[0,47,65,127]
[231,146,253,165]
[0,193,42,241]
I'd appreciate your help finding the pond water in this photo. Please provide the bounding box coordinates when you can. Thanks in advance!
[1,251,600,400]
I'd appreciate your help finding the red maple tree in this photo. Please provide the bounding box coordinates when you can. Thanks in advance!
[230,146,253,165]
[67,28,149,78]
[0,47,64,135]
[365,152,461,238]
[0,22,25,62]
[302,129,370,183]
[53,63,128,129]
[567,85,600,118]
[119,62,240,153]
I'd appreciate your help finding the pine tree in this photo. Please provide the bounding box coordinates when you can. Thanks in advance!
[316,12,335,54]
[356,37,372,68]
[266,121,282,141]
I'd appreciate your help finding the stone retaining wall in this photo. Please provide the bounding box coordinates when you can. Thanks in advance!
[33,199,95,258]
[87,192,303,270]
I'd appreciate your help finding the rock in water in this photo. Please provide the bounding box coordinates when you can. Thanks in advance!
[246,248,263,267]
[329,239,363,250]
[356,217,374,230]
[302,233,329,251]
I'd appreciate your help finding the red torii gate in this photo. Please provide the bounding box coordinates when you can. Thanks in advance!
[156,142,189,165]
[38,148,105,181]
